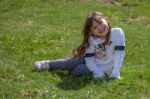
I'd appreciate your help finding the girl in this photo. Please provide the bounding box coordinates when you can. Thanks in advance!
[34,11,125,80]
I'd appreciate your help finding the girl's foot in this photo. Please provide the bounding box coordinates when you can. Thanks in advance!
[34,61,42,71]
[34,60,50,71]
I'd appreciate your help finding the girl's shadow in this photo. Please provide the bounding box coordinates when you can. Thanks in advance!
[50,70,93,90]
[33,69,111,90]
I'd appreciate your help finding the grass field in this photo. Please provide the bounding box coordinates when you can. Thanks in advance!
[0,0,150,98]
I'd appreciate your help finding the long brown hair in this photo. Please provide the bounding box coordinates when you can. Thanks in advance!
[72,11,111,58]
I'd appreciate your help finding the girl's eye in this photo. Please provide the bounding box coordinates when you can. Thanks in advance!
[98,21,103,24]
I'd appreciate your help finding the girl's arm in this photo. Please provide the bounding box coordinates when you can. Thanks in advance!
[85,36,105,78]
[111,28,125,79]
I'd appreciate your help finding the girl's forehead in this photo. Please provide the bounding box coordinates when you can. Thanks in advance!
[93,17,106,24]
[95,15,103,20]
[91,18,107,28]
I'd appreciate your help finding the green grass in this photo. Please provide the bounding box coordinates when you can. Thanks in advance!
[0,0,150,98]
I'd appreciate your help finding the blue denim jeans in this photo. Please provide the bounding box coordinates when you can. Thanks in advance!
[48,56,92,76]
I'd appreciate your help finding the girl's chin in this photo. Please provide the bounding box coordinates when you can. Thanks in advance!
[94,34,106,38]
[97,31,108,37]
[100,34,107,38]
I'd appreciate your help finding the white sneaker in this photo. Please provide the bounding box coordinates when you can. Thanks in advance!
[35,61,42,71]
[35,60,50,71]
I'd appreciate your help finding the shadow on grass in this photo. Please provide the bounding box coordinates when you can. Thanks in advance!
[32,69,113,90]
[50,70,93,90]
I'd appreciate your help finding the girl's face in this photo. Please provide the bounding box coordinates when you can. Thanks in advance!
[90,16,109,38]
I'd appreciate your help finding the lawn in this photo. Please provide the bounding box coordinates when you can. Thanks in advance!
[0,0,150,98]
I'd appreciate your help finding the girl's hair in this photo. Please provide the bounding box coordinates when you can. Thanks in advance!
[72,11,112,58]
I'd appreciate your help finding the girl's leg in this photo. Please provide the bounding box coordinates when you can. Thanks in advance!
[71,64,92,76]
[35,56,85,72]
